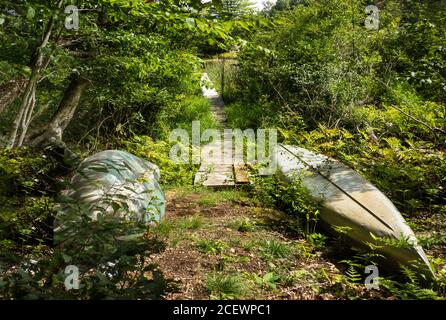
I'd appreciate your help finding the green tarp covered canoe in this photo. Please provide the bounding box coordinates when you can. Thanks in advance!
[54,150,165,241]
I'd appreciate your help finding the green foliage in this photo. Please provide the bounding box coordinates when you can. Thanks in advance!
[418,233,446,251]
[210,0,445,297]
[0,0,234,149]
[0,147,55,196]
[178,215,205,230]
[306,233,327,250]
[253,271,281,289]
[119,85,218,187]
[338,252,443,299]
[380,277,442,300]
[196,239,228,255]
[224,102,264,129]
[158,94,217,138]
[0,147,168,299]
[226,0,374,126]
[242,239,258,251]
[151,220,177,238]
[123,135,197,186]
[250,173,322,236]
[206,272,247,299]
[2,0,445,301]
[196,189,247,206]
[369,233,413,250]
[228,217,256,232]
[0,148,59,253]
[219,0,446,144]
[0,223,167,299]
[382,14,446,101]
[259,239,292,260]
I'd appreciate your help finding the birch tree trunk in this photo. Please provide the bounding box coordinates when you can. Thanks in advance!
[29,76,90,146]
[7,0,63,148]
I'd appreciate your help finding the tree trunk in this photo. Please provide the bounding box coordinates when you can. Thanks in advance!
[29,76,90,146]
[0,78,28,115]
[7,0,64,148]
[8,54,45,147]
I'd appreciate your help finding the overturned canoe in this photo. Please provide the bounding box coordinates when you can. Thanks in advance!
[272,144,435,281]
[55,150,165,242]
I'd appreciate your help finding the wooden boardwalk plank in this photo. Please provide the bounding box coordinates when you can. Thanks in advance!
[194,164,235,187]
[194,73,241,188]
[234,163,250,184]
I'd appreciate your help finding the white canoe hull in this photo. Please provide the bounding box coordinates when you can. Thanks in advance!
[272,144,434,280]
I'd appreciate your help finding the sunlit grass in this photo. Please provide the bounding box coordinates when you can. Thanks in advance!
[259,240,293,260]
[197,190,247,206]
[206,272,248,299]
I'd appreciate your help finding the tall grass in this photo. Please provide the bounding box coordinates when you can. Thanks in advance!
[205,59,239,103]
[156,94,217,139]
[206,272,247,299]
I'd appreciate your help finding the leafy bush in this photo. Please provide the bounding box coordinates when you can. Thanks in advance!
[224,102,265,129]
[250,173,322,235]
[122,135,197,186]
[0,147,60,254]
[226,0,445,131]
[0,216,168,299]
[0,147,169,299]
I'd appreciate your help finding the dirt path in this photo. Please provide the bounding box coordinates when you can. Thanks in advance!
[146,187,382,300]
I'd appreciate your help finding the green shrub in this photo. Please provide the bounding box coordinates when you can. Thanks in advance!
[206,272,247,299]
[259,240,292,260]
[0,147,59,253]
[250,173,322,235]
[196,239,228,255]
[0,147,168,299]
[156,94,217,138]
[122,135,197,186]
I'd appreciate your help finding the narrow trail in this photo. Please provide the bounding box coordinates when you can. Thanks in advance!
[148,187,354,300]
[193,73,249,188]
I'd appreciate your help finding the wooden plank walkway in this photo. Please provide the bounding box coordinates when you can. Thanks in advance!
[193,73,249,188]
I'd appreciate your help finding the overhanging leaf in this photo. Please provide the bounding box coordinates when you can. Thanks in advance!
[26,7,35,20]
